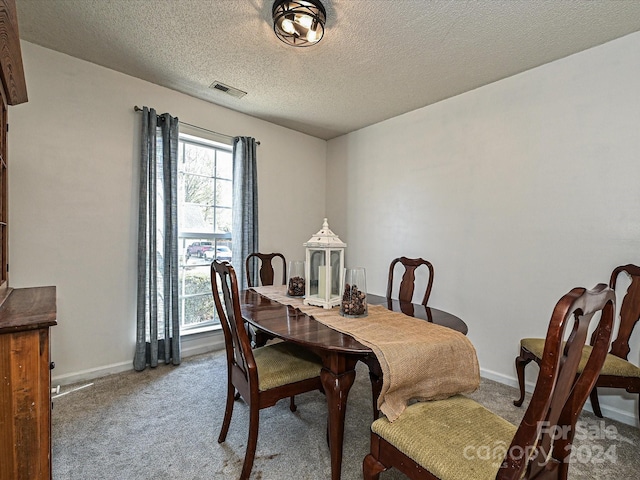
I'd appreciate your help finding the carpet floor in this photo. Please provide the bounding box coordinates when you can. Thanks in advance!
[52,350,639,479]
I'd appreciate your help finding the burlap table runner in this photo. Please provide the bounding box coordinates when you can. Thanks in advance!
[250,285,480,421]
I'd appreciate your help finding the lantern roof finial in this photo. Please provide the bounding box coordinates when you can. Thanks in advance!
[304,218,346,248]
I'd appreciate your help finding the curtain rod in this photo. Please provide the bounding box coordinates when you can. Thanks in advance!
[133,106,260,145]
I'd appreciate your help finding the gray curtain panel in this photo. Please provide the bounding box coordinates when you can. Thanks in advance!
[134,107,181,371]
[231,136,259,290]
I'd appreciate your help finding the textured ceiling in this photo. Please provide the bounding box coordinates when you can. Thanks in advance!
[15,0,640,140]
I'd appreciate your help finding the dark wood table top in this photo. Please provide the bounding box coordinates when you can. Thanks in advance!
[239,289,467,353]
[368,295,468,334]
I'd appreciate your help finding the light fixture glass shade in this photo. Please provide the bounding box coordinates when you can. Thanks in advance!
[272,0,326,47]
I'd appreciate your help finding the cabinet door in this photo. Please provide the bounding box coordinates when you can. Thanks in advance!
[0,328,52,480]
[0,87,6,297]
[0,0,29,302]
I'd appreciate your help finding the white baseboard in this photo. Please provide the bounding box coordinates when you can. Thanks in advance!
[480,367,638,427]
[52,334,225,387]
[52,360,133,386]
[50,352,639,428]
[480,367,522,389]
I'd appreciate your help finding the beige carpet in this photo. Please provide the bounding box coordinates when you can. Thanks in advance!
[52,350,639,479]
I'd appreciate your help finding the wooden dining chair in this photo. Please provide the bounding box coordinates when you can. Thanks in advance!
[244,252,287,346]
[514,264,640,423]
[387,256,434,306]
[211,260,323,480]
[364,283,616,480]
[363,256,436,420]
[245,252,287,287]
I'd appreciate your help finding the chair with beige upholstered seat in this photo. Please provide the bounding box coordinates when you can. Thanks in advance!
[364,256,436,420]
[387,256,434,306]
[514,264,640,423]
[245,252,287,288]
[363,283,616,480]
[211,260,323,480]
[245,252,287,347]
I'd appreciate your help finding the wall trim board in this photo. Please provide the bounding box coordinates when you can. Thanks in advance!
[52,337,225,386]
[480,367,637,427]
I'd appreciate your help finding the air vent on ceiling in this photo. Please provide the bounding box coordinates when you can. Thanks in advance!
[209,81,247,99]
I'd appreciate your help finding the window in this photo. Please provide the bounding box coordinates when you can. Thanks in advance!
[178,132,232,332]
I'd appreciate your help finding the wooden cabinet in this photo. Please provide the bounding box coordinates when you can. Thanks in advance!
[0,0,28,304]
[0,2,55,479]
[0,287,57,480]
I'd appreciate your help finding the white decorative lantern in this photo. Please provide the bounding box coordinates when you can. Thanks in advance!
[303,218,346,309]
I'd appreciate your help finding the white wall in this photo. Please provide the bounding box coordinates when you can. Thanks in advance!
[326,32,640,425]
[9,41,326,384]
[10,32,640,425]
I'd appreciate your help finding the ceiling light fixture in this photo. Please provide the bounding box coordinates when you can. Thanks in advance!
[272,0,326,47]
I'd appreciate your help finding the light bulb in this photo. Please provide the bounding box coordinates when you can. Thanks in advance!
[297,14,313,29]
[281,18,296,34]
[307,28,318,42]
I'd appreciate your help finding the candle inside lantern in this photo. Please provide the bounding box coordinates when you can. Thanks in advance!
[318,266,326,299]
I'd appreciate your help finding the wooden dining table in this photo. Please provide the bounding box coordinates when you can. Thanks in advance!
[239,289,468,480]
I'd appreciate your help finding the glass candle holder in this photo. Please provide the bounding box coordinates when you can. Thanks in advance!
[287,260,306,297]
[340,267,367,318]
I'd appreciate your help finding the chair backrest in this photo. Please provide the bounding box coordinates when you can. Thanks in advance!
[386,257,434,306]
[211,260,257,387]
[499,284,615,480]
[245,252,287,288]
[605,264,640,360]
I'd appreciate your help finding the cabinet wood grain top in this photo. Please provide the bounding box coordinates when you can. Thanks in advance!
[0,286,57,333]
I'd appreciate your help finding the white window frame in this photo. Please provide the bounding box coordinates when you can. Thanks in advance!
[177,127,233,335]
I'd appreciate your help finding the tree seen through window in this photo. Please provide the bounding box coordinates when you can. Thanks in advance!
[178,133,232,330]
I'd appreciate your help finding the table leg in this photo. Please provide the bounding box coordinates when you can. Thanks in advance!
[320,357,357,480]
